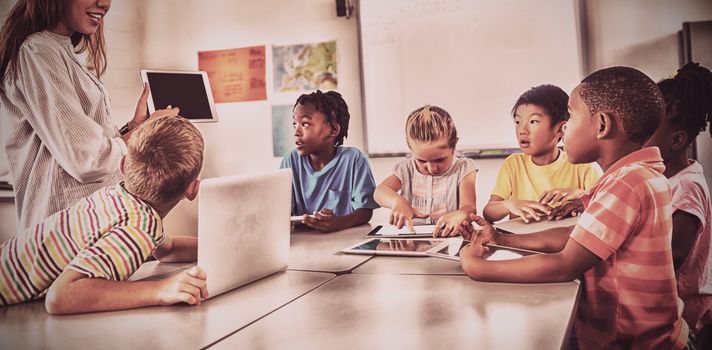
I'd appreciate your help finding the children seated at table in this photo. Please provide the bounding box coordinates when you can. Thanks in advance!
[483,85,599,223]
[645,62,712,346]
[0,116,207,314]
[461,67,691,349]
[280,90,379,232]
[374,105,476,237]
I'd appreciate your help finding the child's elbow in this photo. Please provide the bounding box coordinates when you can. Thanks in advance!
[44,285,69,315]
[461,259,487,281]
[373,187,386,205]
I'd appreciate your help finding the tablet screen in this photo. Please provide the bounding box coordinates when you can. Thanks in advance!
[352,238,441,252]
[144,71,216,121]
[433,240,468,258]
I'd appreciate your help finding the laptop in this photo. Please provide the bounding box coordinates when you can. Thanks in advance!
[135,169,292,299]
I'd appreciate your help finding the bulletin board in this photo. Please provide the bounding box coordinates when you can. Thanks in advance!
[358,0,584,156]
[198,46,267,103]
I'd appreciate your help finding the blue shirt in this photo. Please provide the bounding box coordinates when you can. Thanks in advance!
[280,146,379,216]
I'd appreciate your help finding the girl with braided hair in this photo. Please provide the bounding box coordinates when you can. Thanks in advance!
[280,90,378,232]
[646,62,712,345]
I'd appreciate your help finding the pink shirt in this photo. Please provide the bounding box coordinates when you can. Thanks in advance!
[671,160,712,333]
[570,147,688,350]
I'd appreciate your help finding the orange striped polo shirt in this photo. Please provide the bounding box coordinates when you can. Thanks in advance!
[570,147,688,350]
[0,183,164,305]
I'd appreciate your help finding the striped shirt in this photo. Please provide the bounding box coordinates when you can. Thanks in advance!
[1,30,125,231]
[0,183,164,305]
[570,147,688,349]
[671,161,712,333]
[393,157,476,225]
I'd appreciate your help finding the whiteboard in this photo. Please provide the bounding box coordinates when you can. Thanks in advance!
[359,0,583,155]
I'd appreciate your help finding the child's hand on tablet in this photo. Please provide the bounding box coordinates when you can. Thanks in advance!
[389,198,428,232]
[432,210,468,237]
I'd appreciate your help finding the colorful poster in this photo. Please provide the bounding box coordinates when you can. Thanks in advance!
[272,40,337,92]
[198,46,266,103]
[272,105,295,157]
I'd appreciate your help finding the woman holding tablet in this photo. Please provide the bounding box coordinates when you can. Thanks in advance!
[0,0,177,230]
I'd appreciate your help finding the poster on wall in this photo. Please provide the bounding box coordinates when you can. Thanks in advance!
[272,40,337,92]
[198,46,266,103]
[272,105,295,157]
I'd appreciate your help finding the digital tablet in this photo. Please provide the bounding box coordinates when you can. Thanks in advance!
[427,239,542,262]
[140,69,218,123]
[366,224,435,238]
[291,214,316,223]
[341,238,445,256]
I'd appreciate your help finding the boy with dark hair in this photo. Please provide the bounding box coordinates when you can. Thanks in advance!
[484,84,599,223]
[280,90,379,232]
[461,67,690,349]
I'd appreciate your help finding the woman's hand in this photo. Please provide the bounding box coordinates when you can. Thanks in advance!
[130,83,180,130]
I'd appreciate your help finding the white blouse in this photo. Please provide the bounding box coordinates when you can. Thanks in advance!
[1,30,125,230]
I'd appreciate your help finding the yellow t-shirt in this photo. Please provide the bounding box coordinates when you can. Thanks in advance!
[491,152,600,201]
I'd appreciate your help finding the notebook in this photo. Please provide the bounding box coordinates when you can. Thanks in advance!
[137,169,292,299]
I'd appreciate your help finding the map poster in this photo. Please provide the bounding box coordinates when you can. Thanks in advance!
[198,46,267,103]
[272,40,337,92]
[272,105,295,157]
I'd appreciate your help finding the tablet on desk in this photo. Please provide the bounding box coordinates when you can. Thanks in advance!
[140,69,218,123]
[366,224,435,238]
[291,214,316,223]
[341,238,445,256]
[427,239,542,262]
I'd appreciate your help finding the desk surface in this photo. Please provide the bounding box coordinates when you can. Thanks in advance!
[352,255,465,275]
[0,267,334,350]
[213,273,580,350]
[288,224,375,274]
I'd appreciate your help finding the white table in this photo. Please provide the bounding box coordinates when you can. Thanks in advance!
[288,224,376,274]
[352,255,465,275]
[212,273,580,350]
[0,266,334,350]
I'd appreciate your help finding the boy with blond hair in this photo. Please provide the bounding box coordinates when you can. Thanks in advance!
[461,67,691,349]
[0,115,208,314]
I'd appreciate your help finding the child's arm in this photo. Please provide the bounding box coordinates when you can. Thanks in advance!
[433,170,477,237]
[483,195,552,223]
[153,235,198,263]
[463,215,573,253]
[461,216,598,282]
[301,208,373,232]
[374,174,427,231]
[373,175,403,208]
[44,266,208,315]
[671,210,702,269]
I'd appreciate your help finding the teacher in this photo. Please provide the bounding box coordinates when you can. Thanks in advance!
[0,0,177,230]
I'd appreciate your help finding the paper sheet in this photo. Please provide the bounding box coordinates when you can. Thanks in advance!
[493,216,578,234]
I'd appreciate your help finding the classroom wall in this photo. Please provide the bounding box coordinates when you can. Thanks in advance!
[583,0,712,80]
